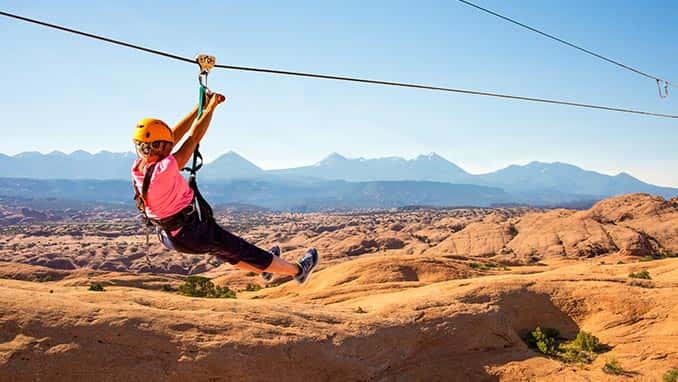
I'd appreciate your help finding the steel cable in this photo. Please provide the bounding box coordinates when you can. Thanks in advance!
[1,9,676,119]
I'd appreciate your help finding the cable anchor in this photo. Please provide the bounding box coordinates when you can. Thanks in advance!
[657,79,669,99]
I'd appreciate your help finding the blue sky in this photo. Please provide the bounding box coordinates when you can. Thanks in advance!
[1,0,677,186]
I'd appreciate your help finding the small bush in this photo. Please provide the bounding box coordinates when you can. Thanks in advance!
[470,262,500,271]
[664,368,678,382]
[178,276,236,299]
[640,255,655,262]
[560,330,600,364]
[616,261,625,265]
[572,330,600,352]
[161,284,175,292]
[602,358,623,375]
[213,285,236,298]
[526,327,560,356]
[88,283,105,292]
[526,328,603,364]
[178,276,213,297]
[355,306,367,314]
[629,270,651,280]
[470,262,485,270]
[244,283,262,292]
[245,272,258,277]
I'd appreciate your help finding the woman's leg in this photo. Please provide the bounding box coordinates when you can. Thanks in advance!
[210,221,299,275]
[234,256,300,276]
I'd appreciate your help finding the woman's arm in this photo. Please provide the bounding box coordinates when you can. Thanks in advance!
[171,105,200,145]
[174,94,225,169]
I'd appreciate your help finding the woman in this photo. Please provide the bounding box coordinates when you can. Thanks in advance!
[131,92,318,284]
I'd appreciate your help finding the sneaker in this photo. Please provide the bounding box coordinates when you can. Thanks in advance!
[294,248,319,285]
[261,246,280,282]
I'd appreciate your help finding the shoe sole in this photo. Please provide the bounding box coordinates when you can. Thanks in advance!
[295,248,319,285]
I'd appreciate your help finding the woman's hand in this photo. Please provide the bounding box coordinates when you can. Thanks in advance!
[206,92,226,111]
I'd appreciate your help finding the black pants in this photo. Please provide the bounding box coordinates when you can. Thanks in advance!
[160,217,274,270]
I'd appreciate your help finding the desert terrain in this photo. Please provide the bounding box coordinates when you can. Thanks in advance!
[0,193,677,381]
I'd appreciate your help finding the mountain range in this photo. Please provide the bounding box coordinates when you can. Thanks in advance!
[0,150,676,210]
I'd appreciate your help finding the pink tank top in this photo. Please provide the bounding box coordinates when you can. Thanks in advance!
[131,155,195,220]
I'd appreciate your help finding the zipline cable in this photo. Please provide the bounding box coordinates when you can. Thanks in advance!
[456,0,676,94]
[211,63,677,118]
[0,10,195,64]
[1,9,677,119]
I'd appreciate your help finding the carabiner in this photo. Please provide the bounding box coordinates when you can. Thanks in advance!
[657,79,669,99]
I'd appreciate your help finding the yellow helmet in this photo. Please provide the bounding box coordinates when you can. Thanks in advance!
[133,118,173,143]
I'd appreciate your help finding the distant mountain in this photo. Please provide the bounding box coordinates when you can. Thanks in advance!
[270,152,470,182]
[0,151,676,207]
[474,161,677,200]
[202,151,265,180]
[0,178,509,211]
[0,150,136,179]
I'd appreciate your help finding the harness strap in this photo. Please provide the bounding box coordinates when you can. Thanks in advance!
[132,162,158,225]
[188,175,213,222]
[141,162,158,202]
[181,84,206,175]
[131,161,158,270]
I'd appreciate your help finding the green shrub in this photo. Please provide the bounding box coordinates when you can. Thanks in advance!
[244,283,262,292]
[572,330,600,352]
[213,285,236,298]
[161,284,175,292]
[526,327,560,356]
[560,347,594,364]
[178,276,236,299]
[526,328,603,364]
[88,283,105,292]
[560,330,600,364]
[629,270,651,280]
[245,272,258,277]
[602,357,623,375]
[640,255,655,262]
[355,306,367,314]
[664,368,678,382]
[178,276,213,297]
[470,262,499,271]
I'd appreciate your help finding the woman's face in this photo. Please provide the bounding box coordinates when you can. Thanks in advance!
[134,140,173,162]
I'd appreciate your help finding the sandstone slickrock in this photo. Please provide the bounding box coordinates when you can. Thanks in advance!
[0,194,676,381]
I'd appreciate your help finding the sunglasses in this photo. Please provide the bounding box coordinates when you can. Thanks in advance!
[134,141,165,149]
[133,140,171,157]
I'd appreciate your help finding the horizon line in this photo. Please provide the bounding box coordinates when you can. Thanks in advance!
[0,148,658,183]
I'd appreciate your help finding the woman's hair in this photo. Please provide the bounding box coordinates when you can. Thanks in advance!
[135,140,173,158]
